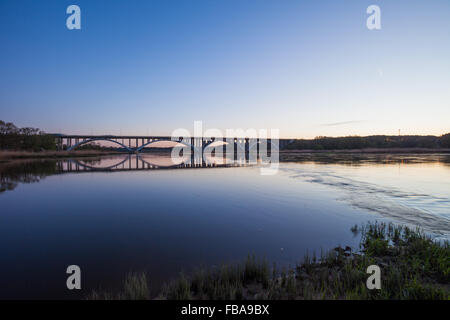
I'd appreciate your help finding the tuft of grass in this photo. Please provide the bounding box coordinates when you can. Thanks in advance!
[162,272,192,300]
[86,272,150,300]
[120,272,150,300]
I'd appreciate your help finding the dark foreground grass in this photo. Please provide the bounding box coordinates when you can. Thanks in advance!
[87,222,449,300]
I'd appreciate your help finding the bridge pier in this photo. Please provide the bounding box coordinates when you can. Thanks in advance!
[190,137,195,164]
[57,137,63,150]
[222,137,226,156]
[257,138,260,155]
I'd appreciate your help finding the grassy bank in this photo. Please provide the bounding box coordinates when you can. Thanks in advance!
[2,148,449,163]
[0,150,124,161]
[87,222,449,300]
[280,148,450,154]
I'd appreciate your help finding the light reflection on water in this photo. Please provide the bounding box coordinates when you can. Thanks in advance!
[0,153,449,299]
[280,161,450,237]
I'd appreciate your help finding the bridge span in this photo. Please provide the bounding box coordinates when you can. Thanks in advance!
[52,134,293,153]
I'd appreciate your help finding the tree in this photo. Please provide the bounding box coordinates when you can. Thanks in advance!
[440,133,450,148]
[0,120,56,151]
[5,122,18,135]
[19,127,40,136]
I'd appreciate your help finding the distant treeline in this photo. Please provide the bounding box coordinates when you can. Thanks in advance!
[0,120,57,151]
[285,134,450,150]
[2,120,450,152]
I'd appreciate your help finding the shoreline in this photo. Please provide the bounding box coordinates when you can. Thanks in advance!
[0,150,125,161]
[88,222,450,300]
[1,147,449,162]
[281,147,450,154]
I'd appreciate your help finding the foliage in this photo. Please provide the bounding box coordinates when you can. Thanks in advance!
[0,120,57,151]
[440,133,450,148]
[285,134,450,150]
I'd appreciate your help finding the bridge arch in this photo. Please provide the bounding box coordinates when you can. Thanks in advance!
[66,138,133,152]
[137,154,188,169]
[202,139,228,149]
[70,156,129,171]
[65,137,279,154]
[135,139,197,152]
[203,139,279,152]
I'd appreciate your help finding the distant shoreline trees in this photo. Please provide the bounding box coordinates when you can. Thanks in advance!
[0,120,57,151]
[285,134,450,150]
[1,119,449,151]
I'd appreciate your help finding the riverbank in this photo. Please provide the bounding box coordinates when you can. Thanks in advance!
[88,222,449,300]
[0,150,124,161]
[281,148,450,154]
[1,147,449,161]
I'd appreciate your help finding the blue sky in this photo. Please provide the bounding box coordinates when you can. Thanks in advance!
[0,0,449,138]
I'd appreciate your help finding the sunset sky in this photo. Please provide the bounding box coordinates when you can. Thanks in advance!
[1,0,449,138]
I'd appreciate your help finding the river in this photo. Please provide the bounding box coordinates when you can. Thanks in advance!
[0,153,449,298]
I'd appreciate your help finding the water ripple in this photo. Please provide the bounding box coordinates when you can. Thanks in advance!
[281,167,450,238]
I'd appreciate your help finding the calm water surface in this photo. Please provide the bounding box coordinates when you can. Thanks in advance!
[0,153,449,299]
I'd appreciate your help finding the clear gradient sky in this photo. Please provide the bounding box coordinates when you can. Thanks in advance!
[0,0,449,138]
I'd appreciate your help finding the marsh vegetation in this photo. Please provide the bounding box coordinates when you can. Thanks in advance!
[88,222,449,300]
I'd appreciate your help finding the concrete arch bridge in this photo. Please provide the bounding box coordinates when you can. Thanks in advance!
[54,135,292,153]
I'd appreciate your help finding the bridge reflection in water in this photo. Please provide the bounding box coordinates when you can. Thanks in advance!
[56,153,262,173]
